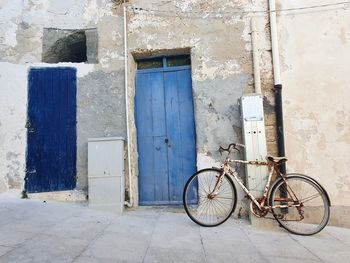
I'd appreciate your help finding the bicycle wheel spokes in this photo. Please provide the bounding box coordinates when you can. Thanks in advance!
[270,176,330,235]
[183,169,237,227]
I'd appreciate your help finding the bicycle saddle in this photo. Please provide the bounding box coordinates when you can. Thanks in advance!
[266,155,288,164]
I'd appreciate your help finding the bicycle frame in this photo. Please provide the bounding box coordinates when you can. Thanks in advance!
[215,158,300,212]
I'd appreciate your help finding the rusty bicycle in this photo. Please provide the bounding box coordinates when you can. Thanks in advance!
[183,143,330,235]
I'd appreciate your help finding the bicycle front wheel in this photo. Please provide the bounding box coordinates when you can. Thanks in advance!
[183,168,237,227]
[269,175,330,235]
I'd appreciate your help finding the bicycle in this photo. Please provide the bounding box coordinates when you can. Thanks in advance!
[183,143,331,235]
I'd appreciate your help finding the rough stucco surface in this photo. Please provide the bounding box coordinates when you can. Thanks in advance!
[0,0,277,220]
[77,70,126,190]
[0,0,126,195]
[0,63,28,191]
[279,0,350,226]
[194,75,250,158]
[126,0,274,214]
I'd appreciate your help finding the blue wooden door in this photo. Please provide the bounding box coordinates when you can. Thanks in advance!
[135,63,196,205]
[25,68,77,193]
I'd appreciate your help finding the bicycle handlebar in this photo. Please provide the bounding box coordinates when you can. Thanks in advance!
[218,143,245,155]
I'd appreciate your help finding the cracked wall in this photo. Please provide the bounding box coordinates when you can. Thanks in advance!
[0,63,27,192]
[0,0,276,216]
[77,70,126,191]
[0,0,126,195]
[278,0,350,227]
[126,0,275,214]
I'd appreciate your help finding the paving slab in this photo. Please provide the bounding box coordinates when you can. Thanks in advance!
[73,256,117,263]
[0,192,350,263]
[204,240,268,263]
[325,226,350,246]
[82,232,151,262]
[244,230,319,260]
[266,256,320,263]
[0,246,15,257]
[200,221,267,263]
[143,247,206,263]
[45,216,109,241]
[149,213,202,250]
[289,233,350,263]
[0,234,89,263]
[0,228,37,247]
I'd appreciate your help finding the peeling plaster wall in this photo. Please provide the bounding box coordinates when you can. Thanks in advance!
[126,0,275,214]
[0,0,126,195]
[0,63,27,192]
[77,70,126,190]
[278,0,350,227]
[0,0,277,215]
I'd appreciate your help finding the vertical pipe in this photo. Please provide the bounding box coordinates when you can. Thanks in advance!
[251,17,262,94]
[123,3,133,207]
[269,0,286,174]
[275,85,286,174]
[269,0,281,85]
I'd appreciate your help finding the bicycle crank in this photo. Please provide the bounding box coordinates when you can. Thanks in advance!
[250,199,269,218]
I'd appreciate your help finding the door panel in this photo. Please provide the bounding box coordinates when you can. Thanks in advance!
[136,72,169,204]
[164,71,182,202]
[136,66,196,205]
[165,69,197,202]
[25,68,77,193]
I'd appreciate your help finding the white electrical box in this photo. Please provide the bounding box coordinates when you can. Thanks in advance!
[88,137,125,214]
[241,95,268,198]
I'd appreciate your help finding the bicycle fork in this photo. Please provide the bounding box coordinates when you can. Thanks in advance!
[207,169,225,200]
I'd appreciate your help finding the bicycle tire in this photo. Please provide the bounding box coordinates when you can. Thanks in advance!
[284,173,331,206]
[183,168,237,227]
[269,174,330,235]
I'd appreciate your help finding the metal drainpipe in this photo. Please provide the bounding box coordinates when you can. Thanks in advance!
[269,0,286,174]
[123,2,133,208]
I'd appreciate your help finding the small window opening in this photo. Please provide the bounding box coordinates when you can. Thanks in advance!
[42,28,98,63]
[137,58,163,70]
[137,55,191,70]
[167,55,191,67]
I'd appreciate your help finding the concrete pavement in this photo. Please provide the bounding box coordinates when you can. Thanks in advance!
[0,192,349,263]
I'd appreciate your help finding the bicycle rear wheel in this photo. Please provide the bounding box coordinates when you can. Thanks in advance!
[269,175,330,235]
[183,168,237,227]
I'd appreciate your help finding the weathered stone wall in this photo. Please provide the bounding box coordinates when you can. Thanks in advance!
[0,63,28,192]
[126,0,276,213]
[0,0,277,216]
[77,70,126,190]
[0,0,126,194]
[278,0,350,227]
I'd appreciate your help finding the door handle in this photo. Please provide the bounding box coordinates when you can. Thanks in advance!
[25,120,30,128]
[25,121,35,133]
[164,138,172,148]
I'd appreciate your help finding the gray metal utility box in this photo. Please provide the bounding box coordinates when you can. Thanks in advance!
[88,137,125,214]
